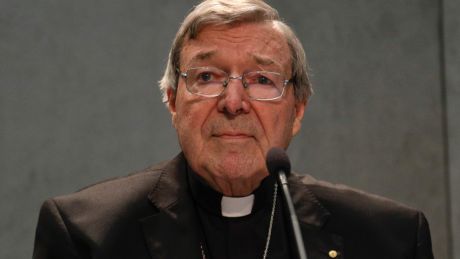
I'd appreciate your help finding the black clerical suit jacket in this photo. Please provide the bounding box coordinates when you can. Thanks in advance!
[33,153,434,259]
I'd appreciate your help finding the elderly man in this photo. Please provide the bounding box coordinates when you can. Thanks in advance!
[33,0,434,258]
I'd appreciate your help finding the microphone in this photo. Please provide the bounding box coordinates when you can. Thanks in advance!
[266,147,308,259]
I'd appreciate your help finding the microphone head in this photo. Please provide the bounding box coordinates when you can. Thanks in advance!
[266,147,291,177]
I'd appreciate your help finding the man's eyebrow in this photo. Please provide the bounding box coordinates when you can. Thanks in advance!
[251,54,276,66]
[187,50,217,65]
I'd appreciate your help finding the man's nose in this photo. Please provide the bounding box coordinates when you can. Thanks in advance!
[217,78,251,115]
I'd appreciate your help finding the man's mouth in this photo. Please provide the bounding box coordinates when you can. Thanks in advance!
[212,132,253,140]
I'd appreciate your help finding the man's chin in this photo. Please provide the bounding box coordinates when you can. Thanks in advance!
[209,137,263,154]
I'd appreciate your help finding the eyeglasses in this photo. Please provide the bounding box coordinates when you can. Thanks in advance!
[178,67,291,101]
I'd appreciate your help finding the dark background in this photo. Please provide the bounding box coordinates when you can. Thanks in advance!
[1,0,458,258]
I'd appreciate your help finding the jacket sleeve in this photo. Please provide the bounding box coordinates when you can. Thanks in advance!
[33,199,80,259]
[415,212,434,259]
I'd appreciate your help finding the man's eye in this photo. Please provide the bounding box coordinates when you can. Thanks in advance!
[197,72,213,82]
[257,76,273,85]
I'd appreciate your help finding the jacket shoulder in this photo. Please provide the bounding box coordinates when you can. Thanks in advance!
[39,159,171,243]
[34,156,188,258]
[293,173,420,218]
[291,173,433,258]
[54,160,168,212]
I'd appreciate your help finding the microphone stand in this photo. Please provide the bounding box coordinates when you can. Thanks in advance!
[276,170,308,259]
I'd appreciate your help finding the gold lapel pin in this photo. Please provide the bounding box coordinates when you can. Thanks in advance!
[328,249,338,258]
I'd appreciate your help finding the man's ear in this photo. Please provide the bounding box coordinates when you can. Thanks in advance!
[292,100,307,136]
[167,88,177,128]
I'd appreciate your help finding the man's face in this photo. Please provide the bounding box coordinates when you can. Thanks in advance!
[168,22,306,196]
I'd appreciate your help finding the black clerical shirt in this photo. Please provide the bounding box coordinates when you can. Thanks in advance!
[187,169,293,259]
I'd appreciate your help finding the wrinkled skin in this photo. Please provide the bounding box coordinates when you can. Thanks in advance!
[168,22,306,196]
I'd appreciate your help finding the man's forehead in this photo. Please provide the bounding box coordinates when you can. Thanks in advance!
[180,23,291,71]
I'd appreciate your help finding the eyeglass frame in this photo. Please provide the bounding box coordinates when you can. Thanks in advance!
[177,67,292,101]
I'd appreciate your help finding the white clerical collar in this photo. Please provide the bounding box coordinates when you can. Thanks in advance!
[221,194,255,217]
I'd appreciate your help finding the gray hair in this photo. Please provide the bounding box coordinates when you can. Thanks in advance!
[159,0,312,103]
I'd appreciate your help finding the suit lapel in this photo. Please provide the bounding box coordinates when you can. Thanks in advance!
[289,174,345,258]
[140,154,203,259]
